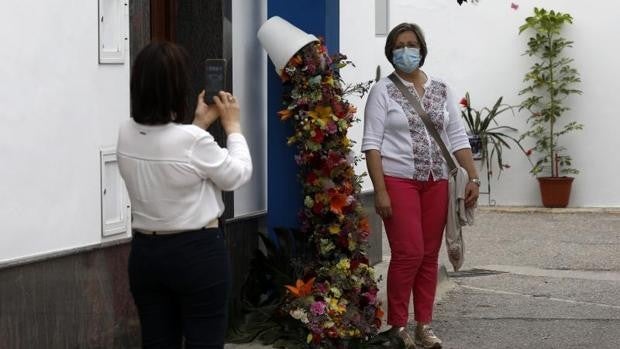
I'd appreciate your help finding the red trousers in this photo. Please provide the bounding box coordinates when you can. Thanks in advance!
[383,175,448,326]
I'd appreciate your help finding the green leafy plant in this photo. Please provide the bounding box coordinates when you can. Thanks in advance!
[460,93,527,177]
[519,7,583,177]
[226,228,314,347]
[226,228,402,348]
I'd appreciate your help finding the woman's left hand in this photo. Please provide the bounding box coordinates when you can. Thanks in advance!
[464,181,479,208]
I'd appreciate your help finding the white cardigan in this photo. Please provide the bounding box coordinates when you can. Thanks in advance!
[117,120,252,232]
[361,73,470,181]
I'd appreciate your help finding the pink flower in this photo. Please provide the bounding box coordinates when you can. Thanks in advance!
[511,3,519,10]
[459,97,468,107]
[310,301,327,316]
[362,292,378,305]
[327,121,337,134]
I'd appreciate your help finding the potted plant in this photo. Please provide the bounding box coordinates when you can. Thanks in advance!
[460,92,526,178]
[518,8,583,208]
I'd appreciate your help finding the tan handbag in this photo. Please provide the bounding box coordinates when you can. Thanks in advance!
[388,73,474,271]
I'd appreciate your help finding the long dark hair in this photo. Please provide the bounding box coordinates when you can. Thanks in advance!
[130,41,192,125]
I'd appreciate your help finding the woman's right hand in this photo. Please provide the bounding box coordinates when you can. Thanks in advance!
[213,91,241,134]
[375,189,392,219]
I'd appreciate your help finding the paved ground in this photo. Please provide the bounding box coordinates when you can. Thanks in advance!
[427,209,620,349]
[227,209,620,348]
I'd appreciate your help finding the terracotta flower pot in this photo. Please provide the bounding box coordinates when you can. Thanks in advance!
[537,176,574,208]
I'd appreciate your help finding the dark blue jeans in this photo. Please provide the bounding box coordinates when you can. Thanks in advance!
[128,228,230,349]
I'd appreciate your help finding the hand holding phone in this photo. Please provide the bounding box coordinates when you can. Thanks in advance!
[213,91,241,134]
[204,59,227,104]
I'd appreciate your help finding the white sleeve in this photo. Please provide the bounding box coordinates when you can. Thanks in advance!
[361,82,387,152]
[189,132,253,191]
[445,85,471,152]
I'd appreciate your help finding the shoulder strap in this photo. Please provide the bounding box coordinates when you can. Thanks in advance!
[388,73,457,172]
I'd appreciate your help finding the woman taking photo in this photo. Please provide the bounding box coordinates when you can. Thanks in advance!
[117,41,252,348]
[362,23,479,348]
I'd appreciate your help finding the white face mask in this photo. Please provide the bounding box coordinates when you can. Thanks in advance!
[392,47,421,73]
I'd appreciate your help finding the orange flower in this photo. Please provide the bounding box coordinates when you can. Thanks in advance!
[278,109,293,121]
[375,306,385,319]
[290,54,303,67]
[285,277,315,298]
[359,217,370,232]
[374,306,385,328]
[329,192,348,215]
[279,71,290,82]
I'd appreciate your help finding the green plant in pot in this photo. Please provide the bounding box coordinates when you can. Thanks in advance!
[460,93,526,178]
[519,7,583,208]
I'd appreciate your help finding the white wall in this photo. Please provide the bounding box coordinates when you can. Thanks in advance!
[0,1,130,263]
[341,0,620,207]
[232,0,267,217]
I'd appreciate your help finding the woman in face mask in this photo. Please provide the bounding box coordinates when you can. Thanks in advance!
[362,23,479,348]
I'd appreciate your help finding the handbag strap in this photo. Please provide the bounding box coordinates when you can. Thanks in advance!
[388,73,457,172]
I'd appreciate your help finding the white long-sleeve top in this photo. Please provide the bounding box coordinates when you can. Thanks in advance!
[361,73,470,180]
[117,120,252,232]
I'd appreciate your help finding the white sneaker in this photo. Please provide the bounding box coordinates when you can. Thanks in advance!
[415,324,442,348]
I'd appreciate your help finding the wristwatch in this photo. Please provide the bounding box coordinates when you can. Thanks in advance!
[469,178,481,186]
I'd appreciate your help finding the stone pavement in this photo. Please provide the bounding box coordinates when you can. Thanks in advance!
[227,209,620,348]
[429,208,620,349]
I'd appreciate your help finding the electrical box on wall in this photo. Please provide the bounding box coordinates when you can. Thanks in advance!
[100,148,130,237]
[99,0,129,64]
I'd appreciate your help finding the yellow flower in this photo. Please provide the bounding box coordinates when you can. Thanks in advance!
[348,238,357,251]
[323,76,335,86]
[328,225,341,235]
[308,105,333,124]
[336,258,350,271]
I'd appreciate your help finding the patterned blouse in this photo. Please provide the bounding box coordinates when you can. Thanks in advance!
[361,73,470,181]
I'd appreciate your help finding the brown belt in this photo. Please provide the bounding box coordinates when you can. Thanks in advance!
[134,218,218,236]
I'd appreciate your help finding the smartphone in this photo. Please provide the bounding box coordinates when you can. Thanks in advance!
[204,59,227,104]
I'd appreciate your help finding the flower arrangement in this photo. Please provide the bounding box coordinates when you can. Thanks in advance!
[276,40,383,347]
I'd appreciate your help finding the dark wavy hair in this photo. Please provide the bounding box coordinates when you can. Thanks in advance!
[384,23,428,68]
[130,41,192,125]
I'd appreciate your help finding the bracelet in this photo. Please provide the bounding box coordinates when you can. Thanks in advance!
[469,178,481,186]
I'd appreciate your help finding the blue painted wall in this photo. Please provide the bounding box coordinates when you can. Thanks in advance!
[266,0,340,231]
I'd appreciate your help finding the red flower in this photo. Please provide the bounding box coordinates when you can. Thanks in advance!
[312,129,325,143]
[526,148,533,156]
[459,97,468,107]
[306,171,318,185]
[332,101,346,118]
[312,202,324,215]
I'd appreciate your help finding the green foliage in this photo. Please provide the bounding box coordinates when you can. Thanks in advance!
[518,7,583,177]
[460,93,528,177]
[227,228,315,346]
[226,229,405,348]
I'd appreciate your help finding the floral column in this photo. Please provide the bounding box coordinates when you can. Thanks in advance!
[259,17,382,347]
